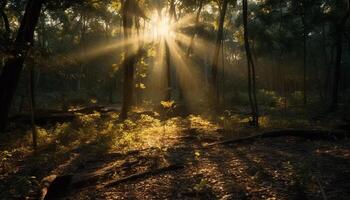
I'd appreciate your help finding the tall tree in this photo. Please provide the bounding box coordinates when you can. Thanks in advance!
[330,0,350,110]
[0,0,44,131]
[120,0,146,119]
[165,0,177,101]
[186,0,204,56]
[120,0,136,120]
[243,0,259,127]
[211,0,229,104]
[0,0,10,39]
[302,0,308,105]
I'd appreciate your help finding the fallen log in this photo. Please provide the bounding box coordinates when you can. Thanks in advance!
[72,105,120,114]
[9,108,116,125]
[10,112,76,125]
[71,158,148,189]
[42,175,73,200]
[81,147,158,164]
[205,129,349,147]
[101,164,184,188]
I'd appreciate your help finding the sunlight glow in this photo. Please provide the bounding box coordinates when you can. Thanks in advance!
[157,20,170,37]
[151,12,174,38]
[166,38,210,111]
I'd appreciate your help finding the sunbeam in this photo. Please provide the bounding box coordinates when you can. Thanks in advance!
[172,13,197,29]
[61,34,154,63]
[175,32,216,58]
[144,38,168,102]
[165,37,210,112]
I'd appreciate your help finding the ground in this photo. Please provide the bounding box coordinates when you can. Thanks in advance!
[0,107,349,199]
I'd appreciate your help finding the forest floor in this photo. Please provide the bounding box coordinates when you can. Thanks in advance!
[1,106,350,200]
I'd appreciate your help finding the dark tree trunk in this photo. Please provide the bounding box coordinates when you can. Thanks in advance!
[0,0,10,39]
[165,42,172,101]
[169,0,177,21]
[164,0,176,101]
[29,62,37,151]
[302,0,307,105]
[77,12,87,91]
[243,0,259,127]
[278,0,286,111]
[120,0,136,120]
[186,0,204,56]
[330,0,350,110]
[0,0,44,131]
[221,38,225,104]
[211,0,229,104]
[321,22,329,100]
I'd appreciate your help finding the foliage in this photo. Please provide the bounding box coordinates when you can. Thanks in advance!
[160,100,175,109]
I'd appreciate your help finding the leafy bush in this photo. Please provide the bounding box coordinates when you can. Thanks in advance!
[290,91,303,105]
[257,89,283,107]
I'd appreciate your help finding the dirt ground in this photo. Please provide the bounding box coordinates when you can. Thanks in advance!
[55,130,350,200]
[1,109,350,200]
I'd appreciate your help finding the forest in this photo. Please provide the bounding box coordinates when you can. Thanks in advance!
[0,0,350,199]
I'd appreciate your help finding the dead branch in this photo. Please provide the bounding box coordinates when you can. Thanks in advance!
[101,164,184,188]
[205,129,349,147]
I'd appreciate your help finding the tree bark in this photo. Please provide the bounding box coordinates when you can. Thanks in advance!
[120,0,136,120]
[0,0,44,131]
[165,0,176,101]
[243,0,259,127]
[186,0,204,56]
[0,0,10,39]
[165,41,172,101]
[211,0,229,104]
[302,0,307,105]
[330,0,350,110]
[29,62,37,151]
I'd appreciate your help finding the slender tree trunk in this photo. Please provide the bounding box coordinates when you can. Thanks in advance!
[77,12,87,91]
[186,0,204,56]
[325,45,335,101]
[165,0,178,101]
[29,63,37,151]
[301,1,307,105]
[169,0,177,21]
[221,38,225,104]
[0,0,10,39]
[120,0,136,120]
[321,22,329,100]
[0,0,44,131]
[303,33,307,105]
[330,0,350,110]
[211,0,229,104]
[243,0,259,127]
[165,42,172,101]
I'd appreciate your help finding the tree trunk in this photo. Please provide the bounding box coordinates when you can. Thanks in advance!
[330,0,350,110]
[186,0,204,56]
[211,0,229,104]
[120,0,136,120]
[77,12,87,91]
[221,38,225,104]
[0,0,44,131]
[302,0,307,105]
[243,0,259,127]
[164,0,178,101]
[0,0,10,39]
[165,42,172,101]
[29,63,37,151]
[321,21,329,100]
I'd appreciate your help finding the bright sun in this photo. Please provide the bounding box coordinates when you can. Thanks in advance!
[157,20,170,37]
[151,13,173,38]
